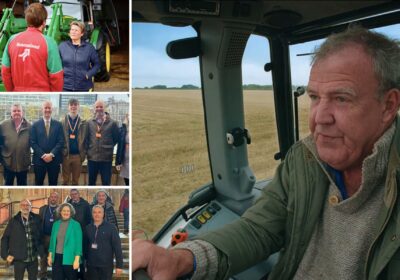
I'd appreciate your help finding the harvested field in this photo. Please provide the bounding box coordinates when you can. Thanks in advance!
[133,89,310,237]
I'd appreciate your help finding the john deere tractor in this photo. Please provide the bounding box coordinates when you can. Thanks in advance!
[0,0,120,91]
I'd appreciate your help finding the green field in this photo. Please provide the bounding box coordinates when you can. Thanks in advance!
[133,89,310,237]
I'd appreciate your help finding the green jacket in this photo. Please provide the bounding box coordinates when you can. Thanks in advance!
[199,118,400,280]
[49,218,82,265]
[0,118,31,172]
[61,115,87,162]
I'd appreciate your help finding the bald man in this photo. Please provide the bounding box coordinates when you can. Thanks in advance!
[86,100,119,185]
[30,101,64,185]
[38,192,59,280]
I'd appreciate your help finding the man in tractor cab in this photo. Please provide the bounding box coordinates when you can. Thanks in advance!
[133,26,400,279]
[1,3,63,92]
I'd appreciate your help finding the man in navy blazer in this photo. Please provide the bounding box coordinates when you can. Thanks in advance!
[30,101,64,185]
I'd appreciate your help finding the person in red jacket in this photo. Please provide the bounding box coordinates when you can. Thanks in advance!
[1,3,63,92]
[119,189,129,234]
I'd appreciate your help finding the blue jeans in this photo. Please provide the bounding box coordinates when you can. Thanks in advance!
[88,160,112,185]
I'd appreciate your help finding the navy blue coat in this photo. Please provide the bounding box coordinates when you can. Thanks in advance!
[30,118,64,166]
[59,40,100,91]
[85,221,123,269]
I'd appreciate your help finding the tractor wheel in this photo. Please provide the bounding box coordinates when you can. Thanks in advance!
[95,38,111,82]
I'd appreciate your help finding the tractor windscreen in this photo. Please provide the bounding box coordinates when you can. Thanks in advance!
[46,1,82,21]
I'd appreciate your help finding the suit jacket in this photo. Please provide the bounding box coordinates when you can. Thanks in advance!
[30,118,64,166]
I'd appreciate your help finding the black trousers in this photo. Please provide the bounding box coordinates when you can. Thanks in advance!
[52,253,77,280]
[34,162,60,186]
[87,265,113,280]
[88,160,112,185]
[14,259,38,280]
[4,167,28,185]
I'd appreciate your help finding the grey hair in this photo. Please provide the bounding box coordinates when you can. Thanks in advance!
[57,202,76,217]
[92,204,104,213]
[20,199,32,206]
[312,25,400,98]
[11,103,22,110]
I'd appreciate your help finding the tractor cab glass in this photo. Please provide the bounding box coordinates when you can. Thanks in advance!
[133,23,210,237]
[46,1,83,21]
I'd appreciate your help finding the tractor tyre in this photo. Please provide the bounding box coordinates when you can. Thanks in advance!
[95,38,111,82]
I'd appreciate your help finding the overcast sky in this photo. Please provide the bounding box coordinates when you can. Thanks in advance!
[133,23,399,88]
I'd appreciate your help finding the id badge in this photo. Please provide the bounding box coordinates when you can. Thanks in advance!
[49,218,54,222]
[69,134,76,139]
[91,243,98,249]
[96,133,102,138]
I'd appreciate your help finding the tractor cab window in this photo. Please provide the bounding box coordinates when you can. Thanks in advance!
[133,23,210,237]
[290,38,323,140]
[242,35,280,180]
[46,1,82,21]
[81,4,90,23]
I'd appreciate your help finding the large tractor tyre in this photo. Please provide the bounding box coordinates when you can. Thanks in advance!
[95,38,111,82]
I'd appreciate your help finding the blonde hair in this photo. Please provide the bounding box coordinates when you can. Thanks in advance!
[70,21,85,33]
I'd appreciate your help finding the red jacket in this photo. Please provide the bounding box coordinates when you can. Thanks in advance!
[119,196,129,213]
[1,27,63,91]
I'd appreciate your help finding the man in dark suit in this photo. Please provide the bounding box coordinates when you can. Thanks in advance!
[30,101,64,185]
[38,191,59,280]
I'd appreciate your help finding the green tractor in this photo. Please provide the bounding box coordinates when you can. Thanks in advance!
[0,0,121,91]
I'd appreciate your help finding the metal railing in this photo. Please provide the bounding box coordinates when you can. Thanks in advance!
[0,197,47,225]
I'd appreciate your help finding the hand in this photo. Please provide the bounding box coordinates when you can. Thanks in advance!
[132,239,194,280]
[6,255,14,264]
[116,165,121,171]
[73,259,79,270]
[43,154,53,163]
[47,256,52,267]
[115,268,122,276]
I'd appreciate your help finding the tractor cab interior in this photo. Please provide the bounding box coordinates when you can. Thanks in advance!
[133,1,400,279]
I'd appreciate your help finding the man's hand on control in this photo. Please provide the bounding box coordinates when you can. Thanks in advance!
[132,239,194,280]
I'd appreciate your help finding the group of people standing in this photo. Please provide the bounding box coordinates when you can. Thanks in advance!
[1,189,126,280]
[0,99,130,186]
[1,3,100,92]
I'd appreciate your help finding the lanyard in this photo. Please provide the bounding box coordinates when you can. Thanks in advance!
[96,119,104,133]
[67,115,80,134]
[21,216,29,227]
[94,226,99,244]
[48,206,55,219]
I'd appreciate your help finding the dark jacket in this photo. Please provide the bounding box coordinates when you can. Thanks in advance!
[30,118,65,166]
[67,197,91,230]
[61,115,87,162]
[59,40,100,91]
[85,221,123,269]
[1,212,43,261]
[0,118,31,172]
[38,204,59,236]
[116,123,128,165]
[87,113,119,162]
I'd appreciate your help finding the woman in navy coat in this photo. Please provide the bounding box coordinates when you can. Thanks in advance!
[59,21,100,91]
